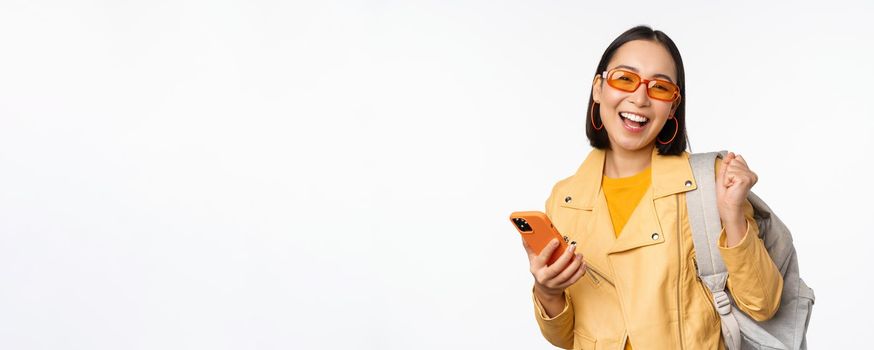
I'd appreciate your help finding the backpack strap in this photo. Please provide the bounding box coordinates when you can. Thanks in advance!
[687,151,742,350]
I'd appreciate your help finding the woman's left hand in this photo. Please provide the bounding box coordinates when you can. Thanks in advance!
[716,152,758,222]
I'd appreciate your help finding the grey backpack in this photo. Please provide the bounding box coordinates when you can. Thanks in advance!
[686,152,815,350]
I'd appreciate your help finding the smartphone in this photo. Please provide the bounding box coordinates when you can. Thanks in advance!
[509,211,570,266]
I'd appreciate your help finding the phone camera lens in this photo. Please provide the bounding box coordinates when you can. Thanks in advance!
[513,217,533,232]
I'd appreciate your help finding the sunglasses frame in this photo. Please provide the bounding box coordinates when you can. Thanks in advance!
[601,68,681,102]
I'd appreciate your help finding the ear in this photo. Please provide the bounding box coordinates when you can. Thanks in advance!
[592,75,603,102]
[669,95,682,118]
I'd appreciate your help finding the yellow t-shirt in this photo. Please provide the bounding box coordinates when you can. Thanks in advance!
[601,166,652,349]
[602,166,652,237]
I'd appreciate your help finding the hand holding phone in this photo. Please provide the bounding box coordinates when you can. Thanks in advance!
[510,211,587,299]
[510,211,569,265]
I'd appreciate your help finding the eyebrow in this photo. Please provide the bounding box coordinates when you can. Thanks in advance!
[610,64,675,83]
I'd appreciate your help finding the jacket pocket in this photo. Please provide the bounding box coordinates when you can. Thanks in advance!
[585,263,614,288]
[695,277,720,326]
[573,329,596,350]
[690,255,719,324]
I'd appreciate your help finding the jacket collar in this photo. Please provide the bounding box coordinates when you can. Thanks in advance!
[560,147,697,210]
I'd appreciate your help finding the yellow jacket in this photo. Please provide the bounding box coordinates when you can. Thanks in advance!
[533,148,783,350]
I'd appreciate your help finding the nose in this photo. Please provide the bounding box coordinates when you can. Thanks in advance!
[627,83,651,107]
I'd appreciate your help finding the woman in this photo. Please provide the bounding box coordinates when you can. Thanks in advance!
[521,26,784,349]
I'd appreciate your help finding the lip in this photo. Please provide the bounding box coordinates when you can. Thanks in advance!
[618,111,650,120]
[618,111,649,133]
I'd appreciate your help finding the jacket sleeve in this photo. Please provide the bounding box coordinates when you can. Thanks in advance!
[718,198,784,321]
[532,289,575,349]
[530,184,575,349]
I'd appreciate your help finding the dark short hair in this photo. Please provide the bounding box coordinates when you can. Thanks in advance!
[586,25,688,155]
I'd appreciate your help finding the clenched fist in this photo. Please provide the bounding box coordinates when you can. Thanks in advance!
[716,151,758,246]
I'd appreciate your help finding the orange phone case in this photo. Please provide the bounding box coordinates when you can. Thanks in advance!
[509,211,569,266]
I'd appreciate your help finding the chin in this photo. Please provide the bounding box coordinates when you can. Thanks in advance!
[610,137,656,152]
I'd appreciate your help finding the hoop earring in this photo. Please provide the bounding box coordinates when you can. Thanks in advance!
[590,102,603,130]
[657,117,679,145]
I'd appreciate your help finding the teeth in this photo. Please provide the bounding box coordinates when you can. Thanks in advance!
[620,112,648,123]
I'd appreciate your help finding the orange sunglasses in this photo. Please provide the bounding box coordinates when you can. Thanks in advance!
[601,68,680,102]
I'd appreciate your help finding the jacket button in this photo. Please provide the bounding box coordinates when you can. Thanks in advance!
[564,196,572,203]
[685,180,692,187]
[651,233,660,240]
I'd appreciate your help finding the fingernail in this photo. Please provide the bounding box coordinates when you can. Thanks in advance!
[551,239,559,246]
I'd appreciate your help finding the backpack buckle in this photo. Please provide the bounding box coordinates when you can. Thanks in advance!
[713,290,732,315]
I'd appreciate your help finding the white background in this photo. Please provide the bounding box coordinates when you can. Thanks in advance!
[1,0,871,349]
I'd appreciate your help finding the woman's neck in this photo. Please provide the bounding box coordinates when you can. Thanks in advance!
[604,145,654,178]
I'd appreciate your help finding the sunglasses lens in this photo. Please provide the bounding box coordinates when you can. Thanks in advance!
[647,81,679,101]
[607,70,640,92]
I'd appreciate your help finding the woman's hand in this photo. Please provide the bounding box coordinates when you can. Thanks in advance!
[522,238,587,300]
[716,152,757,246]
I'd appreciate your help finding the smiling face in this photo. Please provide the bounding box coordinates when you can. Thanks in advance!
[592,40,681,153]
